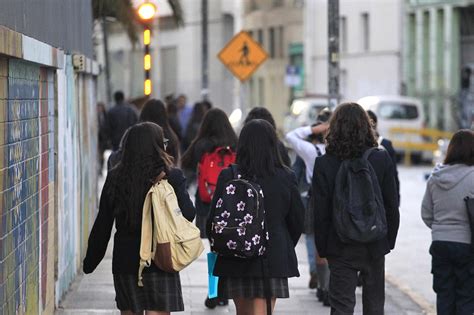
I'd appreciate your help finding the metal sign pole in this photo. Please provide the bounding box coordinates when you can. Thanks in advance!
[328,0,340,108]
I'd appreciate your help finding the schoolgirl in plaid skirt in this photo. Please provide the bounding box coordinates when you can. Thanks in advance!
[83,122,196,314]
[207,119,305,314]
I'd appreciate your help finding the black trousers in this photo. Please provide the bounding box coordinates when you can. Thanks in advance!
[328,252,385,315]
[430,241,474,315]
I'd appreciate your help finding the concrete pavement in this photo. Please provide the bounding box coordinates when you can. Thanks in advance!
[56,240,424,314]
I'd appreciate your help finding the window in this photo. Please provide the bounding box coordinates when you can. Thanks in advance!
[278,26,284,58]
[257,29,264,45]
[272,0,283,7]
[269,27,275,58]
[258,78,265,106]
[247,30,253,39]
[340,16,347,53]
[378,102,419,120]
[361,12,370,51]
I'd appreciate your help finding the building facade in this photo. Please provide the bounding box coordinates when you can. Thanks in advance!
[304,0,404,104]
[96,0,242,114]
[0,1,98,313]
[243,0,304,126]
[404,0,474,130]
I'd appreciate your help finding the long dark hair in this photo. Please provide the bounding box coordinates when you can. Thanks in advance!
[237,119,286,178]
[244,107,276,129]
[444,129,474,166]
[325,102,377,160]
[140,99,180,161]
[181,108,238,168]
[110,122,173,229]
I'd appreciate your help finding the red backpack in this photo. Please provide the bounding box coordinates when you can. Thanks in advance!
[198,146,236,204]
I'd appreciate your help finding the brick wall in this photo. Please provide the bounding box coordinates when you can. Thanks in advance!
[0,58,56,314]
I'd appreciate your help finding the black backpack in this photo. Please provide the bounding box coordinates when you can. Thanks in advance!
[333,147,387,243]
[209,165,268,258]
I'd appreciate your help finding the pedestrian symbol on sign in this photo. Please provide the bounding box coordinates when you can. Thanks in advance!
[218,31,268,82]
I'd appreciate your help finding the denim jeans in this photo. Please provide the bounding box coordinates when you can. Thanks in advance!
[430,241,474,315]
[305,233,317,274]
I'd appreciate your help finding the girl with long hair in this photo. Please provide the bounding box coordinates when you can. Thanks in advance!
[140,99,181,163]
[312,103,400,314]
[422,129,474,314]
[181,108,238,238]
[83,122,195,315]
[207,119,305,315]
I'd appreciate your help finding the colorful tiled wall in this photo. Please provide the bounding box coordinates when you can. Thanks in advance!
[0,57,56,314]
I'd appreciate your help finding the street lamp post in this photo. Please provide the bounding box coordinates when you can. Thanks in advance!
[137,1,157,96]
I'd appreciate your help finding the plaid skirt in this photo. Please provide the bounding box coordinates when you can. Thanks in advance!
[113,271,184,312]
[218,277,289,299]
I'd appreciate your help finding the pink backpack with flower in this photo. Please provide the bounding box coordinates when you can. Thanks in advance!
[209,165,268,258]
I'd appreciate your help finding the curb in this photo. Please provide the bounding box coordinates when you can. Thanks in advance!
[386,273,436,315]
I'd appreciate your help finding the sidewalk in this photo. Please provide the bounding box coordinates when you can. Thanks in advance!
[56,240,424,315]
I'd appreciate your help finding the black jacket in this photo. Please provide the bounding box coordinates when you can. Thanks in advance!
[312,149,400,259]
[83,168,195,275]
[207,167,305,278]
[380,138,400,204]
[106,102,138,151]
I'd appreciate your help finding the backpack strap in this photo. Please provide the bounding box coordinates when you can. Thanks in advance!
[230,164,239,179]
[362,147,379,160]
[138,188,154,287]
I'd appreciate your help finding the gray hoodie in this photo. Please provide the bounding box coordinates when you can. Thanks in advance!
[421,164,474,244]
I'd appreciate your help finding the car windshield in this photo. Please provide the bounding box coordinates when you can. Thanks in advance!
[378,102,419,120]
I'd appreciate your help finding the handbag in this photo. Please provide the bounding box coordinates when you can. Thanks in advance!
[464,196,474,250]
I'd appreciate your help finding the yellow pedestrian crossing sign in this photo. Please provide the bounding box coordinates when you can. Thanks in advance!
[218,31,268,82]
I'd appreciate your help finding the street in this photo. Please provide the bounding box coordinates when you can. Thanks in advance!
[56,166,433,314]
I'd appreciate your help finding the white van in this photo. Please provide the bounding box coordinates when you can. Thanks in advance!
[357,95,426,160]
[283,97,329,134]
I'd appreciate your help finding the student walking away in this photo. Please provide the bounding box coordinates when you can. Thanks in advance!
[243,107,292,167]
[367,110,400,205]
[182,101,212,157]
[97,102,109,175]
[312,103,400,315]
[166,99,183,141]
[286,109,331,305]
[421,129,474,315]
[140,99,181,163]
[105,91,139,151]
[176,94,193,134]
[181,108,238,238]
[83,122,196,314]
[207,119,305,315]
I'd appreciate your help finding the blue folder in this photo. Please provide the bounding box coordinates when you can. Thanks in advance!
[207,252,219,298]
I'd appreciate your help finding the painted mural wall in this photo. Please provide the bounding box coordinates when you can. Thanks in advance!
[55,55,98,303]
[0,58,56,314]
[0,54,98,313]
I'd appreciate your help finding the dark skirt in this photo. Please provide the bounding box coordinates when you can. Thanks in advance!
[218,277,289,299]
[113,270,184,313]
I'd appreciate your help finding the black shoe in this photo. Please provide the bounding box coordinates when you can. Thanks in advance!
[322,290,330,307]
[217,298,228,306]
[309,272,318,289]
[316,288,324,302]
[205,297,218,309]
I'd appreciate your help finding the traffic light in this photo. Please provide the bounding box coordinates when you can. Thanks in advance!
[137,1,156,96]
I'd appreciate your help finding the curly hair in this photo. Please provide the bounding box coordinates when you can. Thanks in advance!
[325,102,377,160]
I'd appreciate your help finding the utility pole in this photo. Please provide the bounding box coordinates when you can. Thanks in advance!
[101,18,112,103]
[201,0,209,101]
[328,0,340,108]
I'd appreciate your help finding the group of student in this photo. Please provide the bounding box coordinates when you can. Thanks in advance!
[84,96,474,315]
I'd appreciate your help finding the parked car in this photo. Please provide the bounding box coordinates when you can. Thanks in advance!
[357,95,427,162]
[283,97,329,134]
